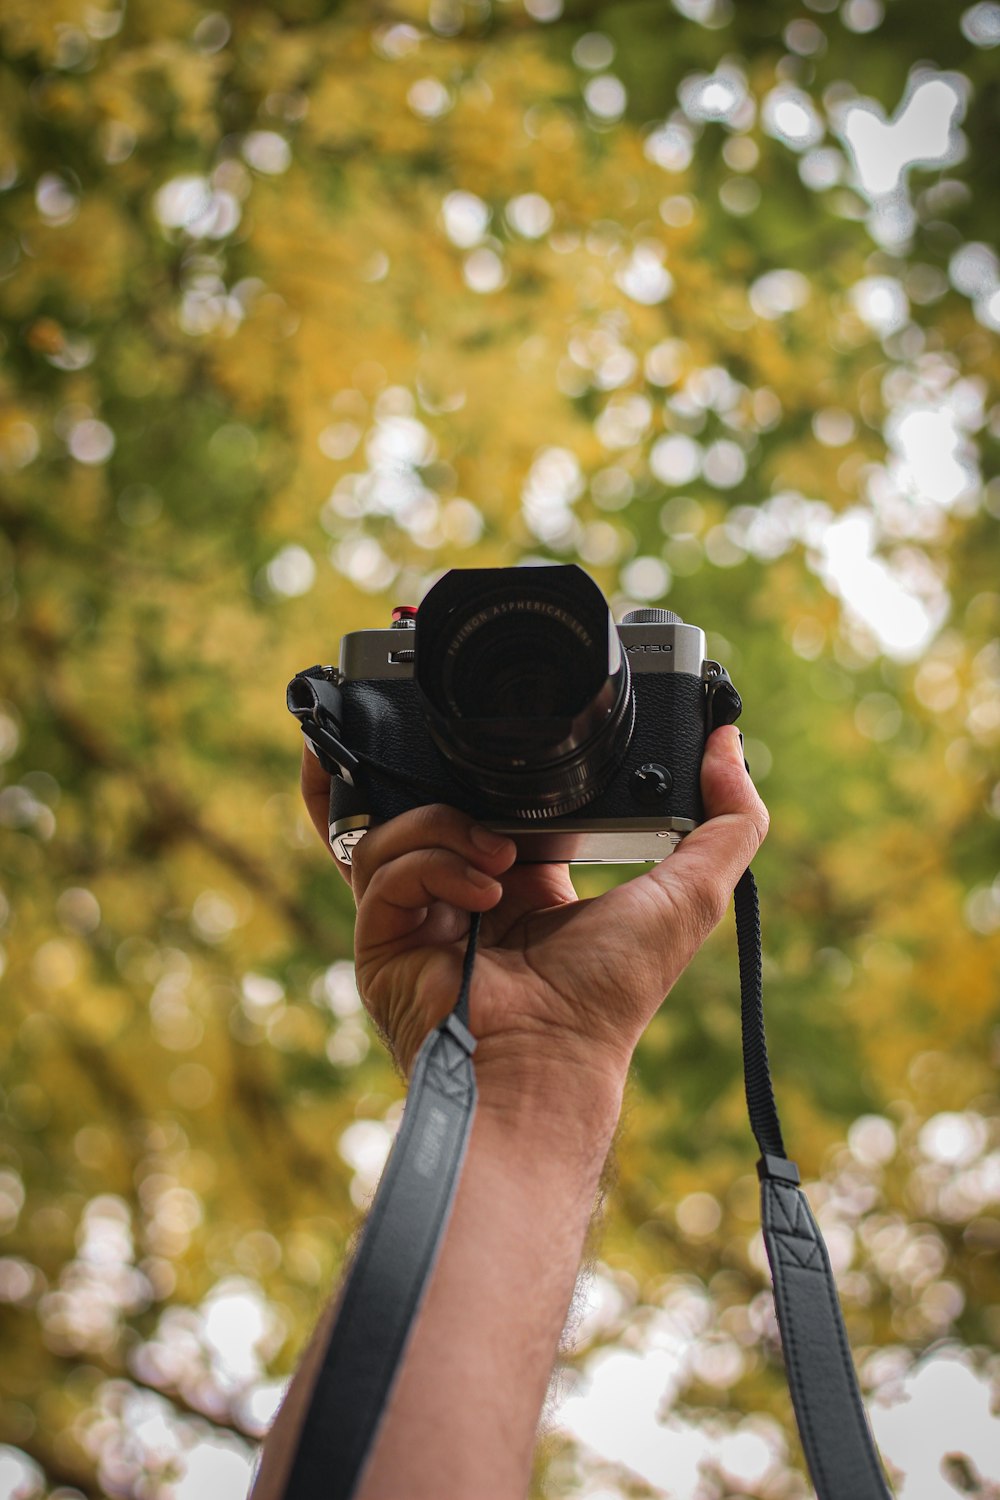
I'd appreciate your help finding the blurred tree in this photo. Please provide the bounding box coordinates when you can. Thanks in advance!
[0,0,997,1495]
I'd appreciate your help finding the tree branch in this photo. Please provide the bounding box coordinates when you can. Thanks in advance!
[19,620,332,950]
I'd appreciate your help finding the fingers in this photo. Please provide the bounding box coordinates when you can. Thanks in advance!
[644,723,768,954]
[356,847,509,948]
[299,744,354,886]
[351,805,518,949]
[300,741,330,842]
[299,740,522,918]
[350,803,516,906]
[674,723,770,901]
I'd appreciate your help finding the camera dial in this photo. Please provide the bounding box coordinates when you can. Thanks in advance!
[621,607,682,625]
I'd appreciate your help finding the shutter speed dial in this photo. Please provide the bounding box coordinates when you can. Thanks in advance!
[621,607,683,625]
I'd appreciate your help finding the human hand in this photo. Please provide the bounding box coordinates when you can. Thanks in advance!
[300,726,767,1106]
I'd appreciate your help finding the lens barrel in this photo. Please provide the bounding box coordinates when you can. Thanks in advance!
[415,565,634,818]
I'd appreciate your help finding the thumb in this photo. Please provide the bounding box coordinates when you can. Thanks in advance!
[701,723,767,826]
[653,724,769,934]
[562,724,769,1040]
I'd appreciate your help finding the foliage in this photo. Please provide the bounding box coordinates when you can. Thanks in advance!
[0,0,998,1495]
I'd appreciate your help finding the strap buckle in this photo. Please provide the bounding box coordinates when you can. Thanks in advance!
[757,1153,801,1185]
[439,1013,477,1056]
[704,661,743,732]
[300,719,361,779]
[288,668,362,779]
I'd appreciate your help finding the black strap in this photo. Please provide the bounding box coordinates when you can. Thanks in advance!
[284,918,481,1500]
[734,869,786,1159]
[761,1175,893,1497]
[735,871,893,1498]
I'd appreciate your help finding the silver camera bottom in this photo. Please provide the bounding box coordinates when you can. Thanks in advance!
[330,814,695,866]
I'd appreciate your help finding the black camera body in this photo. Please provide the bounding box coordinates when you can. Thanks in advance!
[288,565,741,864]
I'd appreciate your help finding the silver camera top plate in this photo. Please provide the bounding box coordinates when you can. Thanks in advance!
[339,619,707,681]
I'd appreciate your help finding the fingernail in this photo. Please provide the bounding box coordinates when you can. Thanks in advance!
[720,726,749,771]
[470,825,514,856]
[465,863,500,889]
[719,725,741,758]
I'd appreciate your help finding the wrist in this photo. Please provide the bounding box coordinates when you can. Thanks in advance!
[472,1030,627,1147]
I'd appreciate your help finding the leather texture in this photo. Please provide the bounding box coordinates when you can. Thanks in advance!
[284,1023,477,1500]
[341,670,707,826]
[762,1178,893,1498]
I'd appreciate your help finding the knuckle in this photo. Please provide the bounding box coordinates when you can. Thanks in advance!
[365,847,450,902]
[647,866,726,954]
[363,857,414,910]
[685,868,729,933]
[405,848,443,889]
[360,860,389,903]
[349,830,377,884]
[410,802,466,838]
[749,795,770,850]
[400,803,438,841]
[425,846,470,893]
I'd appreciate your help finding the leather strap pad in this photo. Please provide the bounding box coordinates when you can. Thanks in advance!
[761,1177,893,1498]
[285,1021,477,1499]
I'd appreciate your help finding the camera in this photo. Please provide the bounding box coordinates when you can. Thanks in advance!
[288,564,742,864]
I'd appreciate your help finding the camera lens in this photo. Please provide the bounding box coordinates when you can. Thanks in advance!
[446,616,593,720]
[415,565,634,817]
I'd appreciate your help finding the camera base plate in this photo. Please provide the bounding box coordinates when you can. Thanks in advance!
[488,817,695,864]
[329,814,695,866]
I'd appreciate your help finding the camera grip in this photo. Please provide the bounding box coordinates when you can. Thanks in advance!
[328,773,371,864]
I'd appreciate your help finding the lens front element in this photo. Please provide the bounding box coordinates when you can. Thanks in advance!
[415,565,634,818]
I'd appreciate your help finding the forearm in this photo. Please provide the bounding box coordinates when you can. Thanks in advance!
[251,1054,624,1500]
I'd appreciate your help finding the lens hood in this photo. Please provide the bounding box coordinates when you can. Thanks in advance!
[414,565,634,817]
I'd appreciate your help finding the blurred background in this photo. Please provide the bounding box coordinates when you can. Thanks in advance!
[1,0,999,1495]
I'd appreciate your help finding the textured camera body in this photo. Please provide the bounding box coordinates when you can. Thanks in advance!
[310,612,739,864]
[345,666,702,810]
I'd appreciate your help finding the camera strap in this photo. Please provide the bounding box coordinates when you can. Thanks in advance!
[283,916,482,1500]
[734,869,893,1498]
